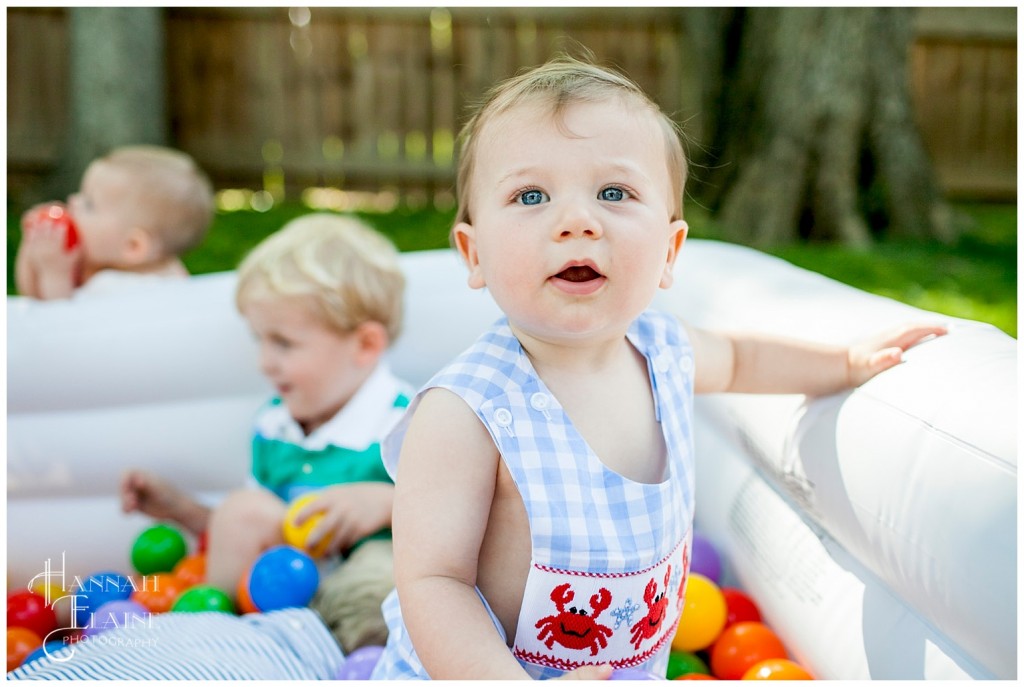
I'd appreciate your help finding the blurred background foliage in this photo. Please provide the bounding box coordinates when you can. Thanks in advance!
[6,7,1016,336]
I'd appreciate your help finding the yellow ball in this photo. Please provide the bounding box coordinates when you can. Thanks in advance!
[282,493,330,558]
[672,573,727,652]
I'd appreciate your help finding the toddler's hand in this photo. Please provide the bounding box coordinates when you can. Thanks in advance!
[847,323,947,386]
[292,483,394,555]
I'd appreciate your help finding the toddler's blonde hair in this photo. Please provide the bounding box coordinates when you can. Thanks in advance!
[100,145,214,255]
[235,213,405,342]
[454,55,687,225]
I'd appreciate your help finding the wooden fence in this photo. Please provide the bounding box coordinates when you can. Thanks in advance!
[6,7,1016,205]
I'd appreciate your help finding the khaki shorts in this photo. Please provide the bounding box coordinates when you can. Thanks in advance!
[309,538,394,653]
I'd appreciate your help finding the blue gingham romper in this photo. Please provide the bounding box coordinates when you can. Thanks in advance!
[373,310,696,679]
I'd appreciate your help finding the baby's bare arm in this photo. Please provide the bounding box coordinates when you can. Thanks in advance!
[686,322,947,396]
[392,388,533,679]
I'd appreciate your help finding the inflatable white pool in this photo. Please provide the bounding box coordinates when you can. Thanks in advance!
[6,240,1017,679]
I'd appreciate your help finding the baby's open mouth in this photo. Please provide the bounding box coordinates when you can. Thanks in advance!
[556,265,602,282]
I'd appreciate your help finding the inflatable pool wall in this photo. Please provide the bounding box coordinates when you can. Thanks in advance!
[7,241,1016,680]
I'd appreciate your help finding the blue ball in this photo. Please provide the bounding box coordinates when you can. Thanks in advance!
[248,545,319,612]
[73,571,134,628]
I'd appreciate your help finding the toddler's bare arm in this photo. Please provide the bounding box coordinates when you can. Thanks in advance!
[120,469,212,535]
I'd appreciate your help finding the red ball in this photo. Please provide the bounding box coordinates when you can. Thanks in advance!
[710,622,788,680]
[720,587,762,628]
[29,203,79,251]
[7,590,58,640]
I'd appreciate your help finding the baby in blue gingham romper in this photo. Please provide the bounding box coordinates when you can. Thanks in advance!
[375,55,944,680]
[375,312,696,679]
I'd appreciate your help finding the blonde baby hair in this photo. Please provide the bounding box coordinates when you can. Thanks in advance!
[100,145,214,255]
[454,54,688,227]
[235,213,405,342]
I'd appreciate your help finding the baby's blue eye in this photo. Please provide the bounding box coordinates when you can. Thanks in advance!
[599,187,626,202]
[518,189,548,206]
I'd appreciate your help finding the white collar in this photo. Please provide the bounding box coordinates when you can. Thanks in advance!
[260,362,406,451]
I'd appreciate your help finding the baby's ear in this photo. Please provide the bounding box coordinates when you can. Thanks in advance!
[659,220,688,289]
[453,222,485,290]
[122,226,161,265]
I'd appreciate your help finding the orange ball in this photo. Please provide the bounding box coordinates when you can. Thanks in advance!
[672,574,727,652]
[173,553,207,587]
[676,674,718,680]
[7,627,43,672]
[235,573,259,615]
[742,658,813,680]
[710,622,788,680]
[131,573,186,614]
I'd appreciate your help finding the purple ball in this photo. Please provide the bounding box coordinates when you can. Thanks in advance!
[610,667,663,680]
[83,599,150,637]
[335,644,385,679]
[690,533,722,584]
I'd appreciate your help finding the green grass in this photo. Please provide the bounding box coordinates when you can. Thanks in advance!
[7,200,1016,337]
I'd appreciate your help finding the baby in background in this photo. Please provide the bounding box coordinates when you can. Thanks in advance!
[373,56,946,679]
[121,213,413,652]
[15,145,214,300]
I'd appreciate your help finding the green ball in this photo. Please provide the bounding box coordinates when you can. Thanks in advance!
[171,585,235,614]
[667,650,710,679]
[131,524,188,575]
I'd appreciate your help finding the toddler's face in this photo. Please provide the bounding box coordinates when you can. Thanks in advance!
[242,296,366,434]
[454,98,687,346]
[67,161,141,268]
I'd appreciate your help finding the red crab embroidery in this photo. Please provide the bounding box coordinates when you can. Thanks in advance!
[677,545,689,611]
[629,565,672,650]
[535,582,614,656]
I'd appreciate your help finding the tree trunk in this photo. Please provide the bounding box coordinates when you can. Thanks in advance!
[683,7,954,247]
[42,7,168,200]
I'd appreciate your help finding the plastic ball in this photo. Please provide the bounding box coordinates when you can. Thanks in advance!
[7,589,58,639]
[30,203,78,251]
[235,572,260,614]
[721,588,762,629]
[248,545,319,612]
[282,493,331,558]
[7,627,43,672]
[610,667,663,680]
[667,650,710,679]
[171,585,235,614]
[675,674,718,680]
[710,622,788,680]
[84,599,149,637]
[742,658,813,680]
[131,573,186,614]
[335,644,385,679]
[672,574,727,652]
[690,534,722,584]
[173,553,207,587]
[132,524,188,575]
[73,571,133,628]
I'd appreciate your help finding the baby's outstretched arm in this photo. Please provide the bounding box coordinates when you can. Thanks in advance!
[686,323,947,396]
[392,389,541,679]
[120,469,212,536]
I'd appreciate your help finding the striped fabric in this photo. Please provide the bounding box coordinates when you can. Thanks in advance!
[7,608,344,680]
[374,310,696,679]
